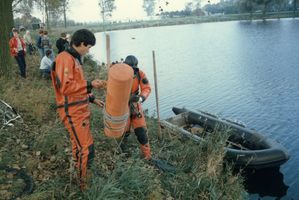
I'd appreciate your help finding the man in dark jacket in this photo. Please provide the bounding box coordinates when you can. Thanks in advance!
[36,29,44,59]
[56,32,69,54]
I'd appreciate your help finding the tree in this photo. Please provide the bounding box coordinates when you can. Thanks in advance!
[184,2,193,16]
[58,0,69,28]
[275,0,283,18]
[12,0,25,14]
[142,0,156,16]
[26,0,61,30]
[293,0,297,17]
[263,0,272,17]
[237,0,257,18]
[0,0,14,79]
[193,0,202,11]
[98,0,116,32]
[193,0,207,16]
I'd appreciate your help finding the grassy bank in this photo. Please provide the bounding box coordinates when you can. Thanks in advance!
[0,22,249,199]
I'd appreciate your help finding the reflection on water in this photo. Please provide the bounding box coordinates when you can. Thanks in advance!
[90,18,299,199]
[243,167,289,198]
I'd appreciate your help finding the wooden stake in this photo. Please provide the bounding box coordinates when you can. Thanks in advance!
[152,51,162,140]
[106,34,110,68]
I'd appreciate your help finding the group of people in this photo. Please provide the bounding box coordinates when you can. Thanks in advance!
[10,27,174,190]
[39,31,70,75]
[9,27,71,78]
[50,29,174,190]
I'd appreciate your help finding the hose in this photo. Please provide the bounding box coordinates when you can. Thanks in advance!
[102,103,130,155]
[0,166,34,200]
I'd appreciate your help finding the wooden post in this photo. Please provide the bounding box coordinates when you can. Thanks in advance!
[152,51,162,140]
[106,34,110,68]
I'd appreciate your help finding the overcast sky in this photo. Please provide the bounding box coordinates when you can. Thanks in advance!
[31,0,214,23]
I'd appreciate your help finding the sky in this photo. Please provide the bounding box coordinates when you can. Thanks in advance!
[56,0,213,23]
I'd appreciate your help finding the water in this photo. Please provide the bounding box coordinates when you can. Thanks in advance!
[90,18,299,199]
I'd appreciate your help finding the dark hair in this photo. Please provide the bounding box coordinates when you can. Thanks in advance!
[12,28,19,34]
[43,30,48,35]
[70,29,96,47]
[11,27,15,31]
[61,32,66,37]
[46,50,52,56]
[39,29,44,34]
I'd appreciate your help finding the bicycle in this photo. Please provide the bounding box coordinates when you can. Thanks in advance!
[29,44,38,57]
[0,100,23,130]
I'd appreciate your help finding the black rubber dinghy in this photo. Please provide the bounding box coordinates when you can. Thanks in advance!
[163,107,290,169]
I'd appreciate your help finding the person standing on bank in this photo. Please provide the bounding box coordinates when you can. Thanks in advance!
[36,29,44,59]
[9,28,27,78]
[56,32,68,54]
[50,29,105,190]
[121,55,175,171]
[23,30,33,55]
[41,30,55,61]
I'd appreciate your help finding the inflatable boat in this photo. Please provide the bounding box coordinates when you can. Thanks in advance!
[161,107,290,169]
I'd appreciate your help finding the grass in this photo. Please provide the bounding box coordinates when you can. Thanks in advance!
[0,18,253,199]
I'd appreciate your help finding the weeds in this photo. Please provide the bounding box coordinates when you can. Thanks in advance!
[0,26,248,199]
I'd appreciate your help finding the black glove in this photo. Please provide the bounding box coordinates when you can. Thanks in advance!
[129,94,142,103]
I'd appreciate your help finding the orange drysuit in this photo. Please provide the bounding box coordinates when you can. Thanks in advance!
[125,69,152,159]
[50,47,95,189]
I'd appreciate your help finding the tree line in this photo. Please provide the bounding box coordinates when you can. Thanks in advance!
[11,0,73,30]
[203,0,297,18]
[154,0,297,18]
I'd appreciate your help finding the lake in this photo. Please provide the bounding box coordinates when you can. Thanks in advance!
[90,18,299,199]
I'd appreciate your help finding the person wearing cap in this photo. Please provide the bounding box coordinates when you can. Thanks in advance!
[121,55,175,171]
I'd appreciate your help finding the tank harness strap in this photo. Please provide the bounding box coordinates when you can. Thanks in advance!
[130,102,142,118]
[57,96,89,109]
[51,62,62,89]
[136,71,140,82]
[130,71,143,118]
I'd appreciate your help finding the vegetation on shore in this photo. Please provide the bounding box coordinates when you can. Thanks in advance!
[76,12,298,33]
[0,18,265,199]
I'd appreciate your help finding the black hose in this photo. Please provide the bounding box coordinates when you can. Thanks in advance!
[0,166,34,200]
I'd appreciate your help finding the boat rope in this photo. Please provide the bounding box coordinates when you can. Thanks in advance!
[102,103,129,155]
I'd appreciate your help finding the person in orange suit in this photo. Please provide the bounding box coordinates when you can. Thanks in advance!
[50,29,104,190]
[122,55,175,171]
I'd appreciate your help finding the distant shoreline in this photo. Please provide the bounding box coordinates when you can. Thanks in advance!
[87,11,299,33]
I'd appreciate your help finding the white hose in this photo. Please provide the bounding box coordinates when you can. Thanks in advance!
[102,103,130,155]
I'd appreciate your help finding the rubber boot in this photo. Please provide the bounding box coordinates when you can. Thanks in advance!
[148,157,176,172]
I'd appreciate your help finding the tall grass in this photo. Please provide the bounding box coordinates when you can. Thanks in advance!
[0,25,248,199]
